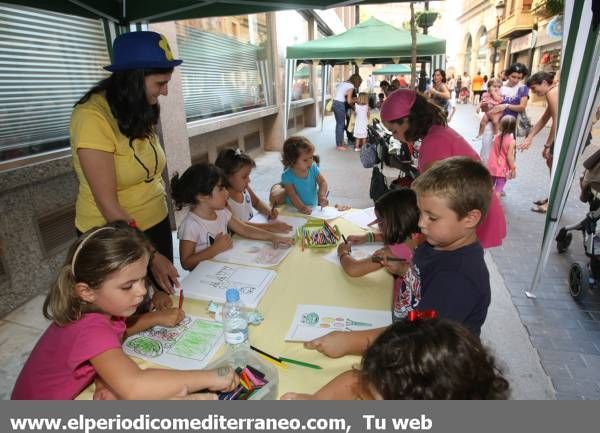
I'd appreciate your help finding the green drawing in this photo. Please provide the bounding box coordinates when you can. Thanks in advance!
[126,336,163,357]
[169,319,223,360]
[302,312,320,325]
[346,318,372,327]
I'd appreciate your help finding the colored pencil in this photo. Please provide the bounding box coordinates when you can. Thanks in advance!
[250,345,281,362]
[257,353,288,369]
[280,357,323,370]
[178,289,184,309]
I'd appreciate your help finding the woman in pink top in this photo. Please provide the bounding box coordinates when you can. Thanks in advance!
[380,89,506,248]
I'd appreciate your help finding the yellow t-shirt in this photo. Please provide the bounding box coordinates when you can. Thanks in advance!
[70,93,168,232]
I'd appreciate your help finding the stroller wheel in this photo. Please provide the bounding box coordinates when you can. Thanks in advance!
[556,228,572,253]
[568,263,589,301]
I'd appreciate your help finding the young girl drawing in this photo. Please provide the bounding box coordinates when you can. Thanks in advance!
[12,223,239,400]
[337,189,421,321]
[352,92,370,152]
[487,116,517,197]
[477,78,504,138]
[274,136,329,215]
[214,148,292,233]
[283,318,509,400]
[171,163,294,271]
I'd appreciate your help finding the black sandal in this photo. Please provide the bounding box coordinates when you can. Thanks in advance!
[533,198,548,206]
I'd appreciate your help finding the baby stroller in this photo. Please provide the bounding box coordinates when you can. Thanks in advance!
[555,148,600,300]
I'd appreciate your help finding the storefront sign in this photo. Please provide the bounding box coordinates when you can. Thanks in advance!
[510,32,534,53]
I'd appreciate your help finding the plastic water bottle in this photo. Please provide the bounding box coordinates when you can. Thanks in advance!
[223,288,249,367]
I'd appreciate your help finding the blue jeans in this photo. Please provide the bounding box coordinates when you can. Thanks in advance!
[332,100,346,146]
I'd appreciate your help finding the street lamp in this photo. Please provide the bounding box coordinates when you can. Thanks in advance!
[491,0,505,77]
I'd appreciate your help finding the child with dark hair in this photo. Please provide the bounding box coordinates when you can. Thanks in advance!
[283,318,509,400]
[271,136,329,215]
[170,164,293,270]
[215,148,292,233]
[337,189,421,321]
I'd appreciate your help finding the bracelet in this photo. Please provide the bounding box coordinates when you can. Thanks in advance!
[366,232,375,243]
[128,219,138,229]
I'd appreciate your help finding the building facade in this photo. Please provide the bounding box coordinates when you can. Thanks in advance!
[0,3,355,316]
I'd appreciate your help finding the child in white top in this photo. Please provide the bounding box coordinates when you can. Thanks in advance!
[353,92,370,152]
[171,163,294,270]
[12,222,239,400]
[215,148,292,233]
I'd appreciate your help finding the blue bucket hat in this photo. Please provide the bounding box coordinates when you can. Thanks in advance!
[104,31,182,72]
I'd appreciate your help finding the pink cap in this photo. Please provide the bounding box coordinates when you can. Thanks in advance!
[380,89,417,122]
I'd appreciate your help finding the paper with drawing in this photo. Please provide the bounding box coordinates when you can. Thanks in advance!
[123,315,223,370]
[248,214,307,234]
[341,207,377,230]
[214,238,292,268]
[285,304,392,342]
[181,260,276,308]
[284,206,347,221]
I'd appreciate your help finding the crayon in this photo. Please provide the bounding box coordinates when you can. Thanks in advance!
[178,289,184,309]
[250,345,281,362]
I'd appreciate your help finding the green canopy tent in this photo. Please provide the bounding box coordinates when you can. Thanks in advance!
[527,0,600,298]
[372,64,412,75]
[285,17,446,133]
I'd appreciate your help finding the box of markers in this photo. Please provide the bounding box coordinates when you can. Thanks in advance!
[298,219,340,249]
[206,349,278,400]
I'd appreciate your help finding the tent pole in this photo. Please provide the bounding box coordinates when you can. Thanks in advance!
[525,0,600,298]
[284,59,295,140]
[320,64,329,131]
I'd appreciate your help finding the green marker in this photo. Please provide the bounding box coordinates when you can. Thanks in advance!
[280,357,323,370]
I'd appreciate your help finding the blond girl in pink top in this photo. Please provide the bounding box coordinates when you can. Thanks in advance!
[12,223,238,400]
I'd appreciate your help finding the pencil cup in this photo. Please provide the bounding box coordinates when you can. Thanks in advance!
[206,348,279,400]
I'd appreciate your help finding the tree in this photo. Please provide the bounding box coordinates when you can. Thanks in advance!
[410,2,417,88]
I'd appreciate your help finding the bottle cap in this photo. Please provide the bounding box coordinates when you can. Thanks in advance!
[226,288,240,302]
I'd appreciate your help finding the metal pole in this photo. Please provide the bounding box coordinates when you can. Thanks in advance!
[491,17,500,77]
[418,2,430,92]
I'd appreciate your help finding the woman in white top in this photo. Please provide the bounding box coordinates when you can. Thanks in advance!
[332,74,362,151]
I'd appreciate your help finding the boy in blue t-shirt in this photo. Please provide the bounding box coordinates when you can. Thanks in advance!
[283,157,493,399]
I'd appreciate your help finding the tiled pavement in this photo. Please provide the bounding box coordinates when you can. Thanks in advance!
[451,102,600,400]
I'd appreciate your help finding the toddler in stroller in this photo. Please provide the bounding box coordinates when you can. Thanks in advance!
[556,147,600,300]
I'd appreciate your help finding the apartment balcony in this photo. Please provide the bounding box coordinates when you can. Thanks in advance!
[498,8,535,39]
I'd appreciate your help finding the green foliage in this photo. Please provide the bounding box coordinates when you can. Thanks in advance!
[415,11,439,29]
[545,0,564,16]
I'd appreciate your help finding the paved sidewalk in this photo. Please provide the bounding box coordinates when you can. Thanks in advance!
[452,102,600,400]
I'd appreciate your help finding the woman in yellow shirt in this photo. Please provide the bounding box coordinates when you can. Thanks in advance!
[70,31,181,298]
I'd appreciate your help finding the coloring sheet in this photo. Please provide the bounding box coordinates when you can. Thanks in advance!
[181,260,276,308]
[123,315,223,370]
[284,206,348,221]
[285,304,392,342]
[248,214,307,234]
[214,238,293,268]
[341,207,377,230]
[322,242,384,267]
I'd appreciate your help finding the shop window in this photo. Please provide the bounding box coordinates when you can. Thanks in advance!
[176,14,273,122]
[277,11,310,101]
[0,4,110,164]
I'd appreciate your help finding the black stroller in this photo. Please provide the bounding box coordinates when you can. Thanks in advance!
[555,148,600,300]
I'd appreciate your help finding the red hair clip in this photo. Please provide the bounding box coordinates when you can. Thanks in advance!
[407,309,437,321]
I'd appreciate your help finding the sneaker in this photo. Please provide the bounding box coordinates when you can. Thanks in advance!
[354,147,361,152]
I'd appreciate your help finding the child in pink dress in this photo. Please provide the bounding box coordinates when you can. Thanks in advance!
[487,116,517,197]
[477,78,504,137]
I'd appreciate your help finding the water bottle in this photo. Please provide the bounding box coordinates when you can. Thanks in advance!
[223,288,249,367]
